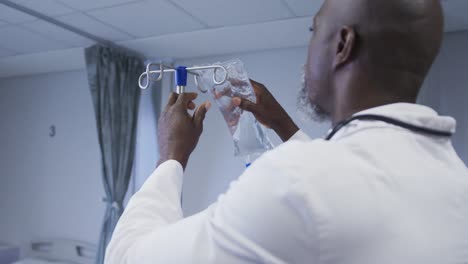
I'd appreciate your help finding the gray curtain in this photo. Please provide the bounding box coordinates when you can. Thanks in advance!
[85,44,144,264]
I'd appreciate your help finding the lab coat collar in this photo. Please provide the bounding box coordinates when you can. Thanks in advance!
[330,103,456,140]
[356,103,456,133]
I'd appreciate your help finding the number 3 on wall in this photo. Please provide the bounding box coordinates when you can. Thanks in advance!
[49,125,56,138]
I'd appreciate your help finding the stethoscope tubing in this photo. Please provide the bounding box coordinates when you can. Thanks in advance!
[325,114,453,141]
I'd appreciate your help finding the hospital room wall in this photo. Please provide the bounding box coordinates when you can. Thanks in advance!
[0,70,105,246]
[175,31,468,216]
[0,70,166,247]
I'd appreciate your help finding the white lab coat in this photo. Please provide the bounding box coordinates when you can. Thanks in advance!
[105,103,468,264]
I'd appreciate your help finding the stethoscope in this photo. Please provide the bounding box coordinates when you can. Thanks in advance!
[325,114,454,141]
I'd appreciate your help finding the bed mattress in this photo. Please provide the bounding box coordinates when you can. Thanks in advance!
[13,258,71,264]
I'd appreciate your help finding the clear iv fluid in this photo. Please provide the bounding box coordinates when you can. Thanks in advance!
[197,59,274,157]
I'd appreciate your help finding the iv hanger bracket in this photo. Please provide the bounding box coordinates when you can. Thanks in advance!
[138,62,228,93]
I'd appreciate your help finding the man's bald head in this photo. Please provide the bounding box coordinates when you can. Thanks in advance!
[301,0,444,123]
[359,0,443,92]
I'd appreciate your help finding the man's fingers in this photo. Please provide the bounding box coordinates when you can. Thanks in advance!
[229,79,250,87]
[194,101,211,128]
[232,97,257,113]
[250,79,261,85]
[165,92,178,110]
[176,92,198,106]
[250,79,270,97]
[166,92,197,111]
[214,86,231,99]
[188,101,196,110]
[250,79,268,97]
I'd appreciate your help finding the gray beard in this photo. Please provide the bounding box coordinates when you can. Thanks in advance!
[297,65,330,123]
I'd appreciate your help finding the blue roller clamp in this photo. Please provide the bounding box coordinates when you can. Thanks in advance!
[175,66,188,87]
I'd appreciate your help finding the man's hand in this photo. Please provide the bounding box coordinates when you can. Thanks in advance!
[232,79,299,142]
[157,92,211,170]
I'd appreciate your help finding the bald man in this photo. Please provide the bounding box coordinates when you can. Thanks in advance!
[105,0,468,263]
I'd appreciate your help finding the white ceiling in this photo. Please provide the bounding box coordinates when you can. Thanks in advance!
[0,0,467,77]
[283,0,323,17]
[86,0,206,38]
[0,0,316,58]
[170,0,294,27]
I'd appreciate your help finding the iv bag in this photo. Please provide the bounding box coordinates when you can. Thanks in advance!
[196,59,273,157]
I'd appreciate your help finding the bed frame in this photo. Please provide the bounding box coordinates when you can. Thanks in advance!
[25,239,96,264]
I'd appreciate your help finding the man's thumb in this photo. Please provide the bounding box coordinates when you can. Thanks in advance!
[233,97,257,113]
[194,101,211,128]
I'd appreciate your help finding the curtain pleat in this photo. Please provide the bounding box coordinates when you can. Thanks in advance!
[84,44,144,264]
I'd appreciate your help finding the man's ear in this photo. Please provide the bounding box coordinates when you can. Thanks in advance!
[333,26,356,69]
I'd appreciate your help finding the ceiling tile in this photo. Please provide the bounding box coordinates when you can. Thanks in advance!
[283,0,324,17]
[87,0,205,38]
[56,0,139,11]
[0,47,17,58]
[170,0,294,27]
[0,4,36,23]
[22,20,94,47]
[9,0,75,16]
[0,25,68,53]
[123,16,312,59]
[55,13,133,41]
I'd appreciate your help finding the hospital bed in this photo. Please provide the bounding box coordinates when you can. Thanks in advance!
[11,239,96,264]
